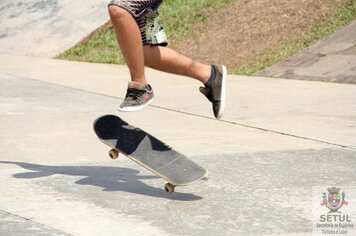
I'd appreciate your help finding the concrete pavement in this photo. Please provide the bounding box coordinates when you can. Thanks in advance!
[257,20,356,84]
[0,0,109,57]
[0,2,356,235]
[0,54,356,235]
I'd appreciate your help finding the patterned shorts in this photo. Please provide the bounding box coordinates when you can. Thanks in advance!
[108,0,168,46]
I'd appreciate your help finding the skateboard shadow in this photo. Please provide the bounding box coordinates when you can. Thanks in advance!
[0,161,203,201]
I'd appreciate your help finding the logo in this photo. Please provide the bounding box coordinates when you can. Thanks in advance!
[320,187,349,213]
[313,186,355,236]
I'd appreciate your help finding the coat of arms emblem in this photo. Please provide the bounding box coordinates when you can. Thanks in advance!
[321,187,348,213]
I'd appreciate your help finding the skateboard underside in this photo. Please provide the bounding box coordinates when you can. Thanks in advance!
[93,115,207,190]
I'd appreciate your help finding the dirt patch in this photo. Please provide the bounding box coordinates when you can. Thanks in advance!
[172,0,348,71]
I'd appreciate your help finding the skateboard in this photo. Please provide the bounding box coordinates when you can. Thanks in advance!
[93,115,207,193]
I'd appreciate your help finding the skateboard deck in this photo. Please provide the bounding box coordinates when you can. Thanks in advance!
[93,114,207,193]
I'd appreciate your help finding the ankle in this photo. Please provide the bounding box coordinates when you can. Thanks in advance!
[131,77,147,85]
[196,64,211,84]
[203,65,216,88]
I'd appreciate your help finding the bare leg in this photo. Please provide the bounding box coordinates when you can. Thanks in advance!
[143,45,211,84]
[108,6,225,117]
[108,5,147,84]
[109,6,211,85]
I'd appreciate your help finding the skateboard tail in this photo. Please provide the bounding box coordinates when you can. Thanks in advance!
[128,155,207,186]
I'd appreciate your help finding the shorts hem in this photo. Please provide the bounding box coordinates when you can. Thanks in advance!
[108,3,146,18]
[144,42,168,47]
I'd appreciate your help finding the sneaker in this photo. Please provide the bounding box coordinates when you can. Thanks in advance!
[199,65,227,119]
[119,82,154,112]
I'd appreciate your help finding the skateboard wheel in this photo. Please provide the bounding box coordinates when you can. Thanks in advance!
[109,149,119,159]
[164,183,175,193]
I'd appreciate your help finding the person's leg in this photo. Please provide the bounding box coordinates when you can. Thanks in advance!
[108,6,212,85]
[143,45,227,119]
[143,45,211,84]
[108,5,147,85]
[108,1,226,118]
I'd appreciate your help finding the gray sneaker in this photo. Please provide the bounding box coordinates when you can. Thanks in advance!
[119,82,154,112]
[199,65,227,119]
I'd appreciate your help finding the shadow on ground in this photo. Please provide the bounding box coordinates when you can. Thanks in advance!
[0,161,203,201]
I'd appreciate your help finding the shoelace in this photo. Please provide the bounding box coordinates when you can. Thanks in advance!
[125,88,146,100]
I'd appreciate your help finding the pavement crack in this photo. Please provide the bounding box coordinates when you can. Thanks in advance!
[3,73,354,150]
[150,105,355,150]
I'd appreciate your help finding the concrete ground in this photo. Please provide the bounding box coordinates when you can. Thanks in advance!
[0,54,356,236]
[0,0,108,57]
[257,21,356,84]
[0,2,356,236]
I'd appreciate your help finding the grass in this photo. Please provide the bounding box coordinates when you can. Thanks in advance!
[57,0,356,75]
[235,0,356,75]
[56,22,124,64]
[56,0,233,64]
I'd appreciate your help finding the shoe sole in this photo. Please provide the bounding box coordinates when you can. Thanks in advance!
[216,65,227,119]
[118,97,154,112]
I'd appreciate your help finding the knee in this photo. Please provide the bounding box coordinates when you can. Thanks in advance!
[108,5,129,20]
